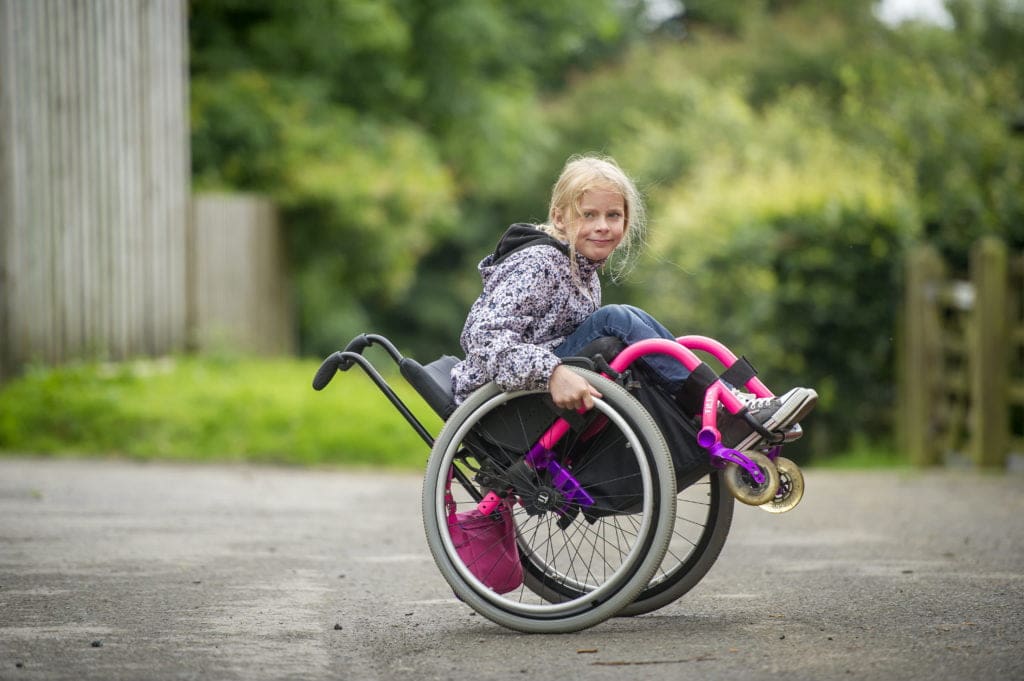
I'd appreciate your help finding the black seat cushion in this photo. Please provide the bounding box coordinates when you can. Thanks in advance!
[575,336,626,364]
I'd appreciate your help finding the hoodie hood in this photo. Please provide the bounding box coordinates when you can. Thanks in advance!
[479,223,604,285]
[490,223,568,266]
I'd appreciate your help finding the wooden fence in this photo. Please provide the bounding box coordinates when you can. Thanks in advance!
[190,195,295,356]
[0,3,295,381]
[0,0,189,379]
[902,237,1024,467]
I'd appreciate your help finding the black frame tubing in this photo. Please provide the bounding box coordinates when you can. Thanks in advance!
[327,334,479,498]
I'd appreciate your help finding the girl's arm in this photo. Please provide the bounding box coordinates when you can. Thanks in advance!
[460,248,566,394]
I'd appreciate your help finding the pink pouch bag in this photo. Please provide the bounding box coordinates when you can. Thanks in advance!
[446,484,523,594]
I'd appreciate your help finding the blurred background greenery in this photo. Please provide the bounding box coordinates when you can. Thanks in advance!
[2,0,1022,467]
[189,0,1024,459]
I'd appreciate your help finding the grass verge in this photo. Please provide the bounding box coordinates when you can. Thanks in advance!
[0,356,443,469]
[1,356,908,470]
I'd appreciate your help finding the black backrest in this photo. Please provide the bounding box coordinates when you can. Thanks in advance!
[399,355,460,419]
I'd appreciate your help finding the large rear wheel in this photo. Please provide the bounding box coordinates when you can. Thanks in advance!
[422,367,677,633]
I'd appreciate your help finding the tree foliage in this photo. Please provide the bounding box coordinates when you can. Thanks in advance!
[190,0,643,353]
[189,0,1024,458]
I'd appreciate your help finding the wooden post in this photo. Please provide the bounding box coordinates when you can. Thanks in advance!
[1010,252,1024,457]
[969,237,1009,467]
[903,244,945,466]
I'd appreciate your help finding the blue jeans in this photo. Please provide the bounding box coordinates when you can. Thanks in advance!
[553,304,691,391]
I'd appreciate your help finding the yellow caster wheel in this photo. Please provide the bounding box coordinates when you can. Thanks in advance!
[759,456,804,514]
[723,451,779,506]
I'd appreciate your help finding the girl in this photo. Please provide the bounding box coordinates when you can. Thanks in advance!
[450,154,816,450]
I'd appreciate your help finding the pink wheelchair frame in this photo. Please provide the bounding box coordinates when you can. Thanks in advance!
[474,334,793,516]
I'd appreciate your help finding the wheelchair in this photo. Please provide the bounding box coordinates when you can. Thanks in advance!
[313,333,806,633]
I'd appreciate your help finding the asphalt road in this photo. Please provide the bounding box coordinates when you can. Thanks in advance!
[0,457,1022,681]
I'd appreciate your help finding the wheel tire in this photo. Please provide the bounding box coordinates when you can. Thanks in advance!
[422,367,677,633]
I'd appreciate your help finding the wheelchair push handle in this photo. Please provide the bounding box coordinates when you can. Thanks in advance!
[311,334,373,390]
[343,333,373,356]
[312,352,346,390]
[311,333,406,390]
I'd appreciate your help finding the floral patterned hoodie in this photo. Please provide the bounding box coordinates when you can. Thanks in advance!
[451,223,604,403]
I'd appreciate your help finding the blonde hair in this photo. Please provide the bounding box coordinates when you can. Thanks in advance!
[539,154,646,281]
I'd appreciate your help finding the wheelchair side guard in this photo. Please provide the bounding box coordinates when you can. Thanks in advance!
[399,355,459,419]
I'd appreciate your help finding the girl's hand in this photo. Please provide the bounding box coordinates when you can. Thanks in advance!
[549,364,602,412]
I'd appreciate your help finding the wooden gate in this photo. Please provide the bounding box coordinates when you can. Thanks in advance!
[902,237,1024,467]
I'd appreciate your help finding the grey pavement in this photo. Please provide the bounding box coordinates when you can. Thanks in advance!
[0,457,1022,681]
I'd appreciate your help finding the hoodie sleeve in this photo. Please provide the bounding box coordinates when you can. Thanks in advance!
[459,247,565,393]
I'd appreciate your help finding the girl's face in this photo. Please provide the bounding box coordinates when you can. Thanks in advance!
[556,189,626,262]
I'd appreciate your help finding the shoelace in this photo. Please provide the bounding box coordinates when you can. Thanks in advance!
[729,388,778,412]
[745,395,781,412]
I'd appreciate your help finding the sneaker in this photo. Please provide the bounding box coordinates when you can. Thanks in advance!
[719,387,818,451]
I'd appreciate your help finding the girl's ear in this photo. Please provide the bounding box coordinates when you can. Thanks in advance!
[552,208,565,231]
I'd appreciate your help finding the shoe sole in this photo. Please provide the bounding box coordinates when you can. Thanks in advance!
[782,423,803,442]
[734,388,818,451]
[756,423,804,452]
